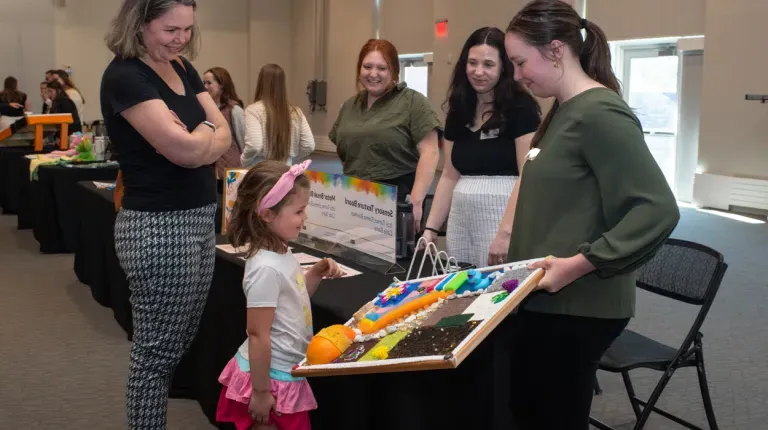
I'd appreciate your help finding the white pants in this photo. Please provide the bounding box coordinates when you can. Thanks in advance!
[446,175,517,269]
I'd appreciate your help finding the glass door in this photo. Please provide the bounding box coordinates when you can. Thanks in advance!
[622,46,680,191]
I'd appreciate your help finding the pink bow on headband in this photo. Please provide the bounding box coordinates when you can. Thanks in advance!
[258,160,312,211]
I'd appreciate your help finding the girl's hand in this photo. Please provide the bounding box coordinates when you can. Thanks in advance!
[528,254,596,294]
[418,229,438,250]
[249,390,276,426]
[9,102,23,109]
[310,258,345,279]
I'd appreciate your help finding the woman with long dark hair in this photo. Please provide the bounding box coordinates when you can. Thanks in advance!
[421,27,540,268]
[502,1,679,428]
[0,76,31,112]
[204,66,245,177]
[46,80,82,134]
[241,63,315,167]
[51,70,85,121]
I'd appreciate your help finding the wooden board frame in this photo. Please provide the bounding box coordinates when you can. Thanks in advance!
[292,258,546,377]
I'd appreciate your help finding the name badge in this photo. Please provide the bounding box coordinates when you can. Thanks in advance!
[480,128,500,140]
[525,148,541,162]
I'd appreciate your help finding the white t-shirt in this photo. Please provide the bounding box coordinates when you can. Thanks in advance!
[237,249,313,373]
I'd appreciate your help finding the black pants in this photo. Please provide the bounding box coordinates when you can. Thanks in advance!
[508,310,629,430]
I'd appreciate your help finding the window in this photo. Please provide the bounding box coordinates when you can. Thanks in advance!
[398,53,432,98]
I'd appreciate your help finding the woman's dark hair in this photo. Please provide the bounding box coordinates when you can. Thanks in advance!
[51,70,86,104]
[0,76,25,104]
[507,0,620,148]
[205,67,244,108]
[443,27,539,133]
[227,161,310,257]
[46,80,70,100]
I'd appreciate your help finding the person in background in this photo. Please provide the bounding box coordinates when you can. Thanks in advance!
[204,66,245,178]
[421,27,540,268]
[330,39,441,230]
[501,1,680,428]
[0,76,32,113]
[46,80,81,134]
[40,81,51,113]
[51,69,85,122]
[241,64,315,168]
[101,0,232,427]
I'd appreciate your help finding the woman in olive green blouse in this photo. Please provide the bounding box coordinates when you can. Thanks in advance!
[499,1,680,429]
[330,39,442,230]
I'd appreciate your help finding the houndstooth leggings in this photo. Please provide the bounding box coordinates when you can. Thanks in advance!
[115,203,216,429]
[446,175,516,269]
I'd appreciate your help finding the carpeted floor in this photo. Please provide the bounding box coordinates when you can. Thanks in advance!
[0,206,766,429]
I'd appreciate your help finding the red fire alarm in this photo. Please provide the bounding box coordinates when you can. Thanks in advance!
[435,20,448,38]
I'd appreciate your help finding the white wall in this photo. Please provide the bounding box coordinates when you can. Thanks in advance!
[0,0,56,112]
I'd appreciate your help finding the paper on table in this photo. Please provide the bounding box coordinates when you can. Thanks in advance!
[216,244,247,254]
[301,262,363,278]
[293,253,322,265]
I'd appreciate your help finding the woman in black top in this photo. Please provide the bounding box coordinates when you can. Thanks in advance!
[0,76,31,112]
[46,81,82,134]
[422,27,540,268]
[100,0,231,427]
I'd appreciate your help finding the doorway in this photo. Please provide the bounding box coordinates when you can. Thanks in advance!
[621,45,680,191]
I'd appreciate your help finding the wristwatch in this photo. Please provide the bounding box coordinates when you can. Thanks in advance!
[202,120,216,133]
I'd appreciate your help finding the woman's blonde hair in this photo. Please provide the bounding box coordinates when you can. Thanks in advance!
[106,0,201,60]
[253,64,297,163]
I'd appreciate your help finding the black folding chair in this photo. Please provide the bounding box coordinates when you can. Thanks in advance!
[590,238,727,430]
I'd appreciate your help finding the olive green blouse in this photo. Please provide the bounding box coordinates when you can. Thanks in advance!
[329,82,441,183]
[508,88,680,319]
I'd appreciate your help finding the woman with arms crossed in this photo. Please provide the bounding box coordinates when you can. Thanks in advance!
[501,1,680,428]
[100,0,231,427]
[330,39,441,229]
[421,27,540,268]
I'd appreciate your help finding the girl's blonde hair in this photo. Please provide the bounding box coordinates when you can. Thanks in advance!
[227,161,310,257]
[105,0,201,60]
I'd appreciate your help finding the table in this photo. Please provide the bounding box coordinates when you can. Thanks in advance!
[32,163,119,253]
[73,184,517,429]
[74,181,224,337]
[0,146,45,216]
[179,249,516,430]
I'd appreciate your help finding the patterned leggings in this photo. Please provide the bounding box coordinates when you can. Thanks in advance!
[115,204,216,429]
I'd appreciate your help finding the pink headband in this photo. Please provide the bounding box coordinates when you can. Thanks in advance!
[258,160,312,212]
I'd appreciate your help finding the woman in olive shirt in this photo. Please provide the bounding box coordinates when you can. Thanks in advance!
[330,39,441,229]
[500,1,680,429]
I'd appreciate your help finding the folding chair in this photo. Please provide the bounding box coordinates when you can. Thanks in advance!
[590,238,727,430]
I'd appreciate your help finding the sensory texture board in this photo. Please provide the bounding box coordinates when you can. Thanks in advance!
[291,257,545,377]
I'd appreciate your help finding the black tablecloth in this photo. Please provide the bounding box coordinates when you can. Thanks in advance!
[0,147,46,218]
[182,250,515,430]
[32,164,119,253]
[74,182,223,337]
[73,184,515,429]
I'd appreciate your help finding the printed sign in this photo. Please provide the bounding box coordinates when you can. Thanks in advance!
[222,169,249,233]
[303,171,397,264]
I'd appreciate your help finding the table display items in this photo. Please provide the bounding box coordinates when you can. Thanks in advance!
[292,239,546,377]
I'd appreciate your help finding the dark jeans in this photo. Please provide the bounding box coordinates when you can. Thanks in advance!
[508,310,629,430]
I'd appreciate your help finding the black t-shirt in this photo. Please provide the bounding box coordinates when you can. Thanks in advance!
[100,56,215,211]
[445,98,540,176]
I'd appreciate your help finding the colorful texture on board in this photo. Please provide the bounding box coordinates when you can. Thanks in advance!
[304,170,396,201]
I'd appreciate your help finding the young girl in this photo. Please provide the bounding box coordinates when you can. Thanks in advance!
[218,159,344,430]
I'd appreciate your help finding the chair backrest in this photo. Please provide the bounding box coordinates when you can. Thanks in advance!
[636,238,728,360]
[636,238,727,306]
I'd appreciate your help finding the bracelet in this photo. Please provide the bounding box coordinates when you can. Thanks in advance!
[202,120,216,133]
[424,227,440,234]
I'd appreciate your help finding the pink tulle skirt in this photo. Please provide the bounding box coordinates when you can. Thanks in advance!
[216,357,317,429]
